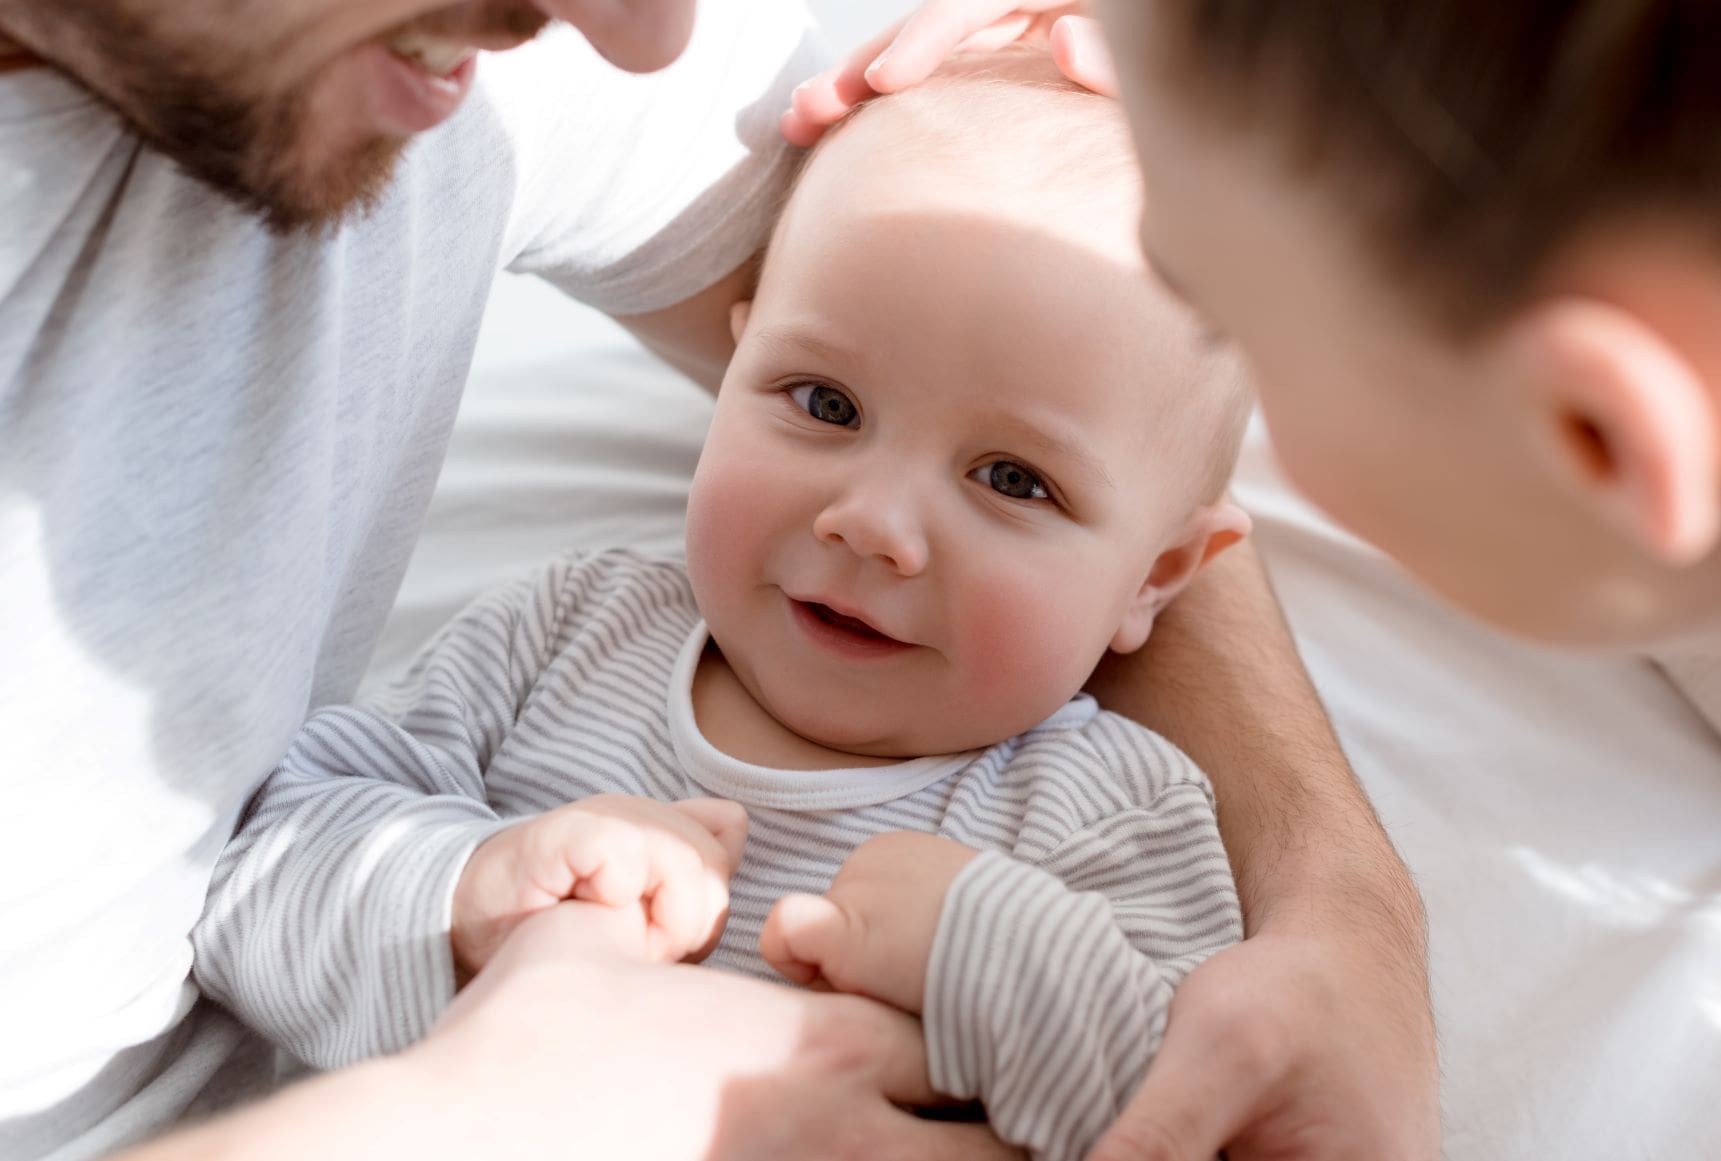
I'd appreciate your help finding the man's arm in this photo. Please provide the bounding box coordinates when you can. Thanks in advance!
[611,256,757,392]
[1085,543,1438,1160]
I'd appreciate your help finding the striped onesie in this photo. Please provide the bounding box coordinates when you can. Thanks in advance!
[194,549,1241,1161]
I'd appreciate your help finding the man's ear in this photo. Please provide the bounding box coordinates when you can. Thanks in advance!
[729,299,753,345]
[1111,502,1252,654]
[1500,297,1721,565]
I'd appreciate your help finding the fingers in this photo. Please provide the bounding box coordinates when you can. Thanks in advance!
[882,1114,1028,1161]
[637,832,729,962]
[562,819,651,908]
[1049,15,1116,97]
[781,19,904,147]
[760,892,851,987]
[779,3,1090,147]
[865,1,1079,94]
[1083,1021,1259,1161]
[803,989,940,1105]
[536,799,740,961]
[670,796,749,872]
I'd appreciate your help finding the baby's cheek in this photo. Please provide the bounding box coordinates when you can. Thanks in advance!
[951,570,1099,726]
[686,466,765,606]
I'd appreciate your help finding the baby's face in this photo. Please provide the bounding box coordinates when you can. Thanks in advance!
[685,115,1225,757]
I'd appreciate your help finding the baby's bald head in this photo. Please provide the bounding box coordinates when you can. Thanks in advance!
[766,50,1250,506]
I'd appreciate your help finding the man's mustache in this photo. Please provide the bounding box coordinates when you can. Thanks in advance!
[397,1,551,44]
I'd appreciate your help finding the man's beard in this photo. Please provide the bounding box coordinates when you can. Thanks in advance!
[22,0,553,234]
[123,56,408,235]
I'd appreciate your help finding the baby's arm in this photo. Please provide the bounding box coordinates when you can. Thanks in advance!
[761,730,1240,1161]
[923,778,1240,1161]
[193,555,738,1068]
[190,568,558,1068]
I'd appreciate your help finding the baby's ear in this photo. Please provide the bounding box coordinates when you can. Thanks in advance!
[1110,501,1252,654]
[729,300,753,344]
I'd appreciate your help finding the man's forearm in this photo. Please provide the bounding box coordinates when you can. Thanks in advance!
[117,1058,433,1161]
[1087,542,1421,941]
[612,255,759,393]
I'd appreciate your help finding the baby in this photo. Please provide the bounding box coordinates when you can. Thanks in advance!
[195,50,1252,1161]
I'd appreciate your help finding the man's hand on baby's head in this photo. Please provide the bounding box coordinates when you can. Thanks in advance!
[780,2,1115,148]
[760,831,978,1014]
[452,794,747,981]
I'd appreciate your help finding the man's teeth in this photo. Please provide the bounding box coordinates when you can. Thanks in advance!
[388,31,478,78]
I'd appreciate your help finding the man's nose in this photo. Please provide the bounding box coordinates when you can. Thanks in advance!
[811,475,931,577]
[535,0,696,73]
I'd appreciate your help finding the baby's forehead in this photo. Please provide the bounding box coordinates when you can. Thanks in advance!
[784,50,1142,238]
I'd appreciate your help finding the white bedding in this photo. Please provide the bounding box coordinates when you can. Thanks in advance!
[373,6,1721,1152]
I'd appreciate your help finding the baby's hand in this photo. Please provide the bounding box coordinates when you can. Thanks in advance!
[452,794,747,981]
[760,832,979,1014]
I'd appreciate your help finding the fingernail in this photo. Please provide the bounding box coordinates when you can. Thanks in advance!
[865,52,889,83]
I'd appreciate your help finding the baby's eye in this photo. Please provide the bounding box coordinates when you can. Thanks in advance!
[789,383,859,427]
[972,460,1049,501]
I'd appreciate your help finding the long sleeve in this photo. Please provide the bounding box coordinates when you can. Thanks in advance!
[191,566,570,1068]
[926,771,1242,1161]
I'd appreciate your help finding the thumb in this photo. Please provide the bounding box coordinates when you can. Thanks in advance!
[1050,16,1117,98]
[671,797,748,874]
[1086,1026,1254,1161]
[759,892,853,988]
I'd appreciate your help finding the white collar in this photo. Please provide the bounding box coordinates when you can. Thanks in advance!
[666,622,988,811]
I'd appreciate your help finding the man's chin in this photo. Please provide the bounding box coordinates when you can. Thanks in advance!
[240,136,411,235]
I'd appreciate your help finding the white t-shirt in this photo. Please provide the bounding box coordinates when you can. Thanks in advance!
[0,5,818,1158]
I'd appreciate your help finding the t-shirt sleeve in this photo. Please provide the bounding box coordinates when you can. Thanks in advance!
[484,0,823,314]
[923,718,1244,1161]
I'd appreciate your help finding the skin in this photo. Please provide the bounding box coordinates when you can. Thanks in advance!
[450,795,747,980]
[125,905,1024,1161]
[1098,0,1721,648]
[762,831,977,1013]
[686,101,1247,762]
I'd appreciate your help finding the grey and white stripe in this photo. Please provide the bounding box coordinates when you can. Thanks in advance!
[193,549,1241,1161]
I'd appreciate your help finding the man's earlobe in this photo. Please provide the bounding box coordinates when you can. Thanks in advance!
[1503,298,1721,565]
[729,300,753,345]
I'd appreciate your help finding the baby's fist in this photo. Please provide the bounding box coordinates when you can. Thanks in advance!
[452,794,746,980]
[760,831,977,1014]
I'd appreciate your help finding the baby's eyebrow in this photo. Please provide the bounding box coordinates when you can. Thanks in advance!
[999,415,1116,491]
[747,325,860,369]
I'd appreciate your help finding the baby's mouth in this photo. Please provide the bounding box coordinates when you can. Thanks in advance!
[803,602,896,641]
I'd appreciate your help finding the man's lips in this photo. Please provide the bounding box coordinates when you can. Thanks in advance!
[357,13,545,137]
[359,42,479,136]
